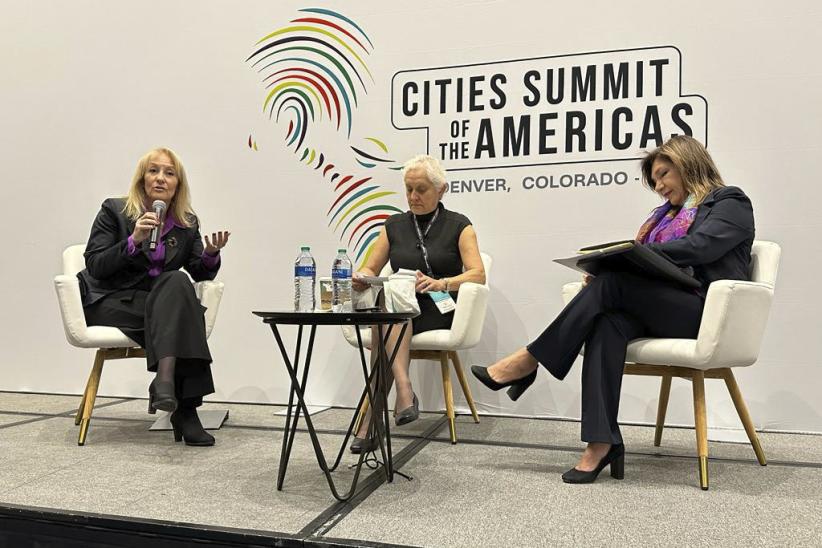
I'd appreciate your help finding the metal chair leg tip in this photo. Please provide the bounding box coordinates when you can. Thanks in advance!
[698,456,709,490]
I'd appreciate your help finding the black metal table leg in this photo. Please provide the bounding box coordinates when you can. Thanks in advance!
[352,321,409,483]
[376,322,409,481]
[275,324,303,490]
[270,323,369,501]
[353,327,389,478]
[329,360,380,472]
[281,325,316,486]
[263,315,411,502]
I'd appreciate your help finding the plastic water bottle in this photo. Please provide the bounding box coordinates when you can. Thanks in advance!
[331,248,353,312]
[294,246,316,312]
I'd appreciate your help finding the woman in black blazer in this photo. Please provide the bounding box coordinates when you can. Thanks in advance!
[77,148,230,446]
[472,135,755,483]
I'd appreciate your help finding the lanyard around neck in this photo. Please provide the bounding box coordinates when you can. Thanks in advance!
[411,207,440,276]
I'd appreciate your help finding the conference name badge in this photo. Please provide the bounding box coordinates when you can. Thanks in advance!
[428,291,456,314]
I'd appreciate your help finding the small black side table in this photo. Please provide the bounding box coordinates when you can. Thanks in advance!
[252,310,416,501]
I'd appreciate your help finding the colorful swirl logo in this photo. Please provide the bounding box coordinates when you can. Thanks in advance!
[246,7,404,266]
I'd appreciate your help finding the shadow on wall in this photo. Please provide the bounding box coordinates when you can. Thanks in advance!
[461,288,565,417]
[757,390,822,433]
[226,385,281,406]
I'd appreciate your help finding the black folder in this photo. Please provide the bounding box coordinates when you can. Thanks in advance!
[553,240,702,288]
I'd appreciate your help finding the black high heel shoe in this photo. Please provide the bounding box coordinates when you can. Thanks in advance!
[169,406,215,446]
[395,393,420,426]
[148,379,177,414]
[349,436,379,454]
[470,366,538,402]
[561,443,625,484]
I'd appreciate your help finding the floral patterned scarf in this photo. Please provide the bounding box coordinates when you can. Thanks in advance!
[636,195,698,244]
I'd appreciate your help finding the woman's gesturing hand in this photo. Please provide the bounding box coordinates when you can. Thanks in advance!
[131,212,160,244]
[352,271,370,292]
[415,270,446,293]
[204,231,231,255]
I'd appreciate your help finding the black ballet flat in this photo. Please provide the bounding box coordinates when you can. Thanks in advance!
[148,379,177,414]
[169,407,215,446]
[470,365,538,401]
[561,443,625,484]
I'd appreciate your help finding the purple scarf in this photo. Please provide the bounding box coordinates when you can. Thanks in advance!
[636,195,697,244]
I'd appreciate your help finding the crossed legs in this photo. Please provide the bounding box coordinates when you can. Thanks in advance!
[355,320,414,440]
[484,271,704,473]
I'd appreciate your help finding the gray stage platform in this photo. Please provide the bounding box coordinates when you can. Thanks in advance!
[0,391,820,547]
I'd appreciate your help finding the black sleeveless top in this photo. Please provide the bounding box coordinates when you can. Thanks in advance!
[384,202,472,334]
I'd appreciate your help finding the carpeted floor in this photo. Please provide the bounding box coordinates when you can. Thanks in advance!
[0,391,819,547]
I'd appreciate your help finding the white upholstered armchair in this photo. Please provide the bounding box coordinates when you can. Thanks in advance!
[561,240,781,489]
[54,244,224,445]
[343,252,492,443]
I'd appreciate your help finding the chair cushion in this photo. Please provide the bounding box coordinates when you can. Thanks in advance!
[625,338,703,369]
[342,327,460,351]
[75,326,141,349]
[57,250,223,349]
[409,329,458,351]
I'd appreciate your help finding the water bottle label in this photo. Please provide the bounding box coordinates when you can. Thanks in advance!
[332,268,352,279]
[295,266,316,277]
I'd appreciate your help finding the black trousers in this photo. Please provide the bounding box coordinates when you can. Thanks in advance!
[83,271,215,406]
[526,271,705,445]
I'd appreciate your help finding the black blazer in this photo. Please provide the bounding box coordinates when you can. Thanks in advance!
[646,186,755,289]
[77,198,219,306]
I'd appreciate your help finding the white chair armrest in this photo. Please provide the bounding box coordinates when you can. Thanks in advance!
[342,323,372,350]
[194,280,224,339]
[447,282,489,349]
[54,274,88,347]
[562,282,583,305]
[342,324,361,346]
[694,279,774,368]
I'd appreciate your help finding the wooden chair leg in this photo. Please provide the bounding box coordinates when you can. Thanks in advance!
[654,375,672,447]
[439,352,457,444]
[78,349,105,446]
[722,368,767,466]
[450,351,480,424]
[74,391,87,426]
[692,370,709,490]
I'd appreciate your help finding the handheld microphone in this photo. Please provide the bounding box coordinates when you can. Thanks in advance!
[148,200,166,251]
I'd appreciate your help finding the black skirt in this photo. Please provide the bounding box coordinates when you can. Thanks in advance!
[83,270,215,405]
[412,291,457,335]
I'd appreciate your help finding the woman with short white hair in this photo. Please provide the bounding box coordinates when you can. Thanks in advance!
[349,155,486,453]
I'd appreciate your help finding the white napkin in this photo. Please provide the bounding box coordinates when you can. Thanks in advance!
[353,285,381,310]
[383,269,420,314]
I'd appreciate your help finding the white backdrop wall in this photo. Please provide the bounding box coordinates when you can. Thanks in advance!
[2,1,821,433]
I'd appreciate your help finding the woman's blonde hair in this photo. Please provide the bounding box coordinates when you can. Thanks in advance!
[640,135,725,205]
[123,147,196,227]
